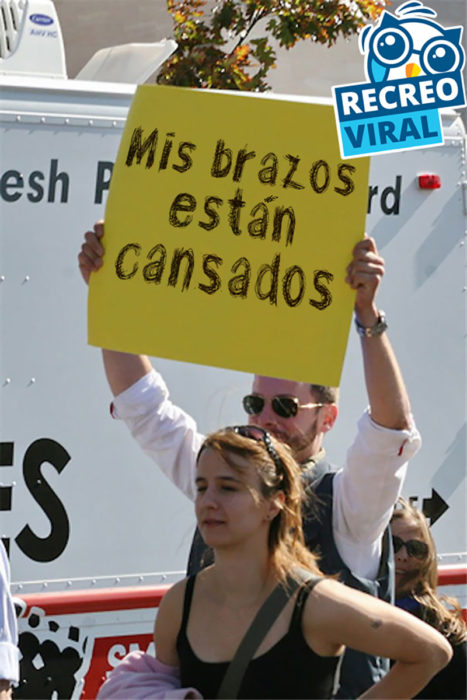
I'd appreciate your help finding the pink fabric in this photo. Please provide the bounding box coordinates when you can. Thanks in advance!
[97,650,202,699]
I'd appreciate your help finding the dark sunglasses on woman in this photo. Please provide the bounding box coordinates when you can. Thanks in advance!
[392,535,429,560]
[243,394,326,419]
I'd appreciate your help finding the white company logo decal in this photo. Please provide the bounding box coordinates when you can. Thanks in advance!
[332,1,466,158]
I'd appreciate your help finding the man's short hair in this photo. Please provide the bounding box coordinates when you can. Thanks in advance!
[309,384,339,404]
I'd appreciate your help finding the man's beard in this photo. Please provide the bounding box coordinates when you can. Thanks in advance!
[285,414,320,460]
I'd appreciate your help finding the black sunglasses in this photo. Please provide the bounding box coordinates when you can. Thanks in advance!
[392,535,429,560]
[229,425,284,475]
[243,394,326,419]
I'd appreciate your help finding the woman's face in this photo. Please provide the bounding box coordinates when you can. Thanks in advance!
[195,447,277,551]
[391,516,428,597]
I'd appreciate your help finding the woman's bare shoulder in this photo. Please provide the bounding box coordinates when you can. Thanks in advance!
[303,577,372,627]
[158,577,189,617]
[306,577,345,603]
[154,577,190,666]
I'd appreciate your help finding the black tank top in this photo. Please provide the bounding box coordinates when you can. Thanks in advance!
[177,575,341,699]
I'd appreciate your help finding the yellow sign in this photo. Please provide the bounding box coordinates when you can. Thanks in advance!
[88,85,369,385]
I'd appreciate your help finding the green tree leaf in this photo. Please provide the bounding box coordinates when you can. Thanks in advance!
[157,0,385,91]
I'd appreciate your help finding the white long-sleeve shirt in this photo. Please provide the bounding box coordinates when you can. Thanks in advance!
[112,369,421,580]
[0,542,19,686]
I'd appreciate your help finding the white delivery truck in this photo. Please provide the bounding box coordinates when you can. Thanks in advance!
[1,1,465,697]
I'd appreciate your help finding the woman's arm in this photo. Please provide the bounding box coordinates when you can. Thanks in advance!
[153,579,186,667]
[304,579,452,699]
[97,580,194,699]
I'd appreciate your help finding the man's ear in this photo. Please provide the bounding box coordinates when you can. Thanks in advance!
[322,403,338,433]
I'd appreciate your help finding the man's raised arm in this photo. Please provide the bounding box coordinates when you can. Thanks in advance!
[78,221,202,500]
[333,235,421,580]
[347,236,412,430]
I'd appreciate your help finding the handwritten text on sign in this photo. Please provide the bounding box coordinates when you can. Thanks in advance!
[88,86,370,385]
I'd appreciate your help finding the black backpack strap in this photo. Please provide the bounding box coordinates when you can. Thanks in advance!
[216,570,312,699]
[289,575,323,630]
[180,575,196,630]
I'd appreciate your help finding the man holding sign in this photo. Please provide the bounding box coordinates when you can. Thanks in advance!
[79,221,420,698]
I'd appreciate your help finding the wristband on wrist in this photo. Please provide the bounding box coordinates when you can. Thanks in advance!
[355,310,388,338]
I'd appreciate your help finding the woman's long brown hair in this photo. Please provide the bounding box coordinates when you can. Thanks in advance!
[391,498,466,645]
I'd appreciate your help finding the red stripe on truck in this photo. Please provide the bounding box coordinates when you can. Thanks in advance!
[19,584,172,616]
[17,564,466,617]
[437,566,467,586]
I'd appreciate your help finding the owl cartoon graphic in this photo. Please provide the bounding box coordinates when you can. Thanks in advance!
[359,0,465,84]
[332,0,465,157]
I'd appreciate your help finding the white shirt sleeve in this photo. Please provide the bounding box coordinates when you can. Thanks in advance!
[111,370,204,501]
[0,542,19,685]
[332,409,422,580]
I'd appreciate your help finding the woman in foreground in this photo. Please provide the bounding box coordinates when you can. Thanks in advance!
[391,498,466,699]
[99,426,451,699]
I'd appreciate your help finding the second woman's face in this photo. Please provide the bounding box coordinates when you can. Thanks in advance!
[195,447,272,550]
[391,517,427,597]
